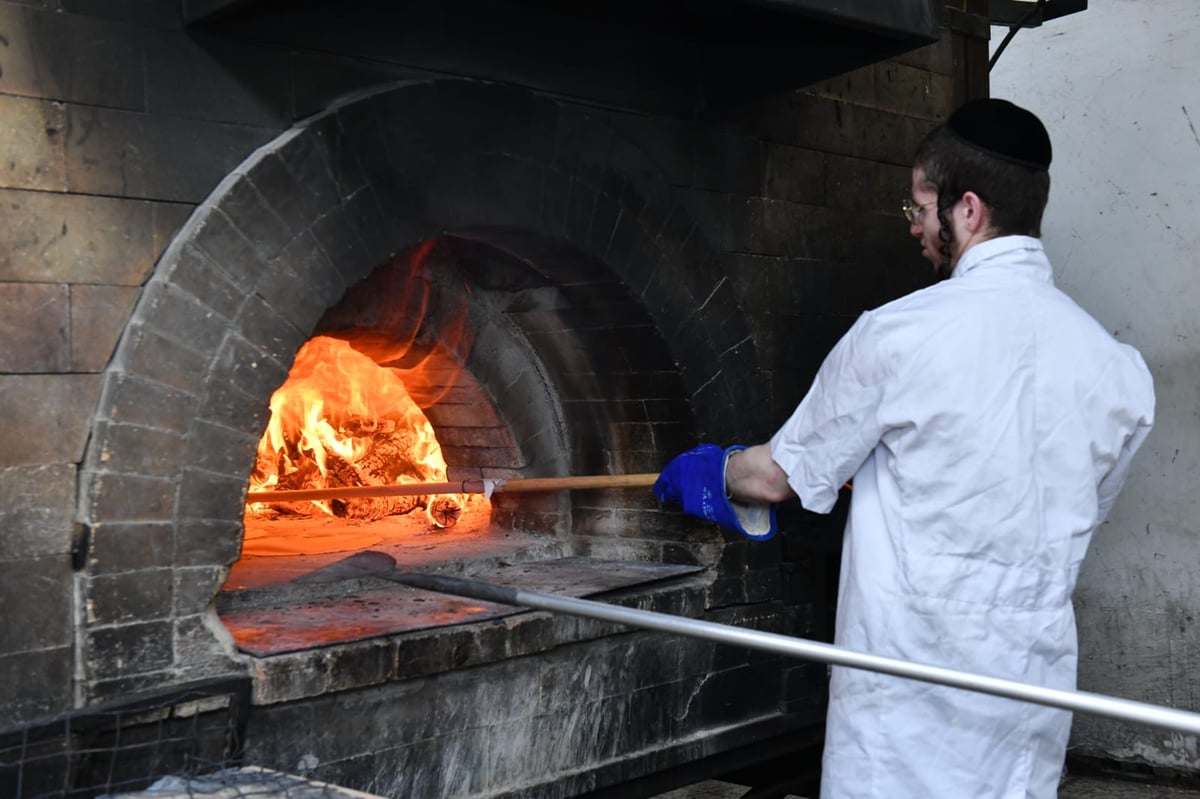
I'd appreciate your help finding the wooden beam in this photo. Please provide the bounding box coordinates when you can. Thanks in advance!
[246,473,660,504]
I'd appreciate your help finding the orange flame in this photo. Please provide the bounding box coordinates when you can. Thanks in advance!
[249,335,451,523]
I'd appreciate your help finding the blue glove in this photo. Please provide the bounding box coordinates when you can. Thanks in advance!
[654,444,777,541]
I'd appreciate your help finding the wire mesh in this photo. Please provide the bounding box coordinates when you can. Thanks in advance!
[0,679,250,799]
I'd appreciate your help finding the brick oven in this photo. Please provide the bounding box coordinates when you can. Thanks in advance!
[0,1,991,797]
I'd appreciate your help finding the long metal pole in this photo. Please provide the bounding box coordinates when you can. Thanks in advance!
[388,571,1200,737]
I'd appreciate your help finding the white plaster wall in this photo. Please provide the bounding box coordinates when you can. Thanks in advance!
[990,0,1200,769]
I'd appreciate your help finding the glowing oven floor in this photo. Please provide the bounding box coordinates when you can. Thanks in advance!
[228,510,504,590]
[219,519,701,657]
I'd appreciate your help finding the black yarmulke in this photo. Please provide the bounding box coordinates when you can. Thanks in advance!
[945,98,1052,171]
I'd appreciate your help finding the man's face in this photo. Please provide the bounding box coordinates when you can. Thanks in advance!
[909,167,951,276]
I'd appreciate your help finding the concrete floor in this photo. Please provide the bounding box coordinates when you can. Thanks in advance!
[650,775,1200,798]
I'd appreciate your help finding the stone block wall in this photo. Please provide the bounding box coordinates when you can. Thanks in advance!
[242,602,805,799]
[0,0,989,758]
[0,1,278,724]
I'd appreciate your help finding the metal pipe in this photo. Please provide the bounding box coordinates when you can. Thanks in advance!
[388,571,1200,737]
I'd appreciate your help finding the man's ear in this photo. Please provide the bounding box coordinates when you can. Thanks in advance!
[960,190,991,234]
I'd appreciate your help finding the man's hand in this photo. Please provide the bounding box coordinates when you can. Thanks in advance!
[724,443,798,504]
[654,444,777,540]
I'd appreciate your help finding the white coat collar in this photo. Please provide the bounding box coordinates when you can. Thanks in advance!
[951,235,1053,283]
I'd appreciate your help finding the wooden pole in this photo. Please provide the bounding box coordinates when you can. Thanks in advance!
[245,472,660,504]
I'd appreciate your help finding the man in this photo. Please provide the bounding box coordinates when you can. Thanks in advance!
[654,99,1155,798]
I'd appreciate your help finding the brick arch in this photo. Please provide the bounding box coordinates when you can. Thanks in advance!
[77,78,754,693]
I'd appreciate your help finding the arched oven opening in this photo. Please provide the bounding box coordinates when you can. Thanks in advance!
[217,230,705,657]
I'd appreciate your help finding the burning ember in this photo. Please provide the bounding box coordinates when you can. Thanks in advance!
[247,335,469,529]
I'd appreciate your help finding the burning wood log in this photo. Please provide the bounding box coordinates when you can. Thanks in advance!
[249,454,324,518]
[249,426,467,527]
[354,429,429,485]
[428,497,463,527]
[339,430,466,525]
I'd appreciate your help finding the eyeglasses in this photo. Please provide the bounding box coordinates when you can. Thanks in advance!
[901,197,936,225]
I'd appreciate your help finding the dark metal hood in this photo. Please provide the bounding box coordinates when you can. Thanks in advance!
[744,0,939,40]
[185,0,939,41]
[181,0,941,113]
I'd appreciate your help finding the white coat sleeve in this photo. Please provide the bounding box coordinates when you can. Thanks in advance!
[1096,422,1151,522]
[1096,359,1155,522]
[770,312,891,514]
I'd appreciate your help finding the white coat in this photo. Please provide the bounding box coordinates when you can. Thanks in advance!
[770,236,1155,799]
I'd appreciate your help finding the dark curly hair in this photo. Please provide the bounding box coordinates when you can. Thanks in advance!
[913,124,1051,263]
